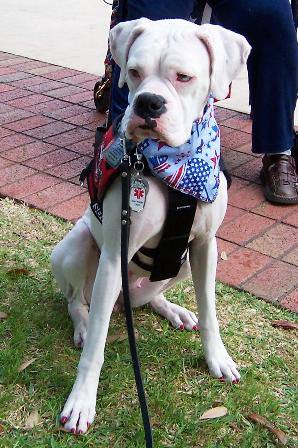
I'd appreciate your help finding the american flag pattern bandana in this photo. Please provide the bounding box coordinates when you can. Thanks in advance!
[137,97,220,203]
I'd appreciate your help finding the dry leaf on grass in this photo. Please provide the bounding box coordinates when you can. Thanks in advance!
[271,320,298,330]
[0,423,4,433]
[220,251,228,261]
[24,410,40,429]
[199,406,228,420]
[0,312,8,321]
[18,358,37,373]
[6,268,30,277]
[248,413,288,445]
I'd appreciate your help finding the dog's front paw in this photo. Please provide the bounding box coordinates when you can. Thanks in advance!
[73,322,88,349]
[60,377,97,434]
[204,339,240,383]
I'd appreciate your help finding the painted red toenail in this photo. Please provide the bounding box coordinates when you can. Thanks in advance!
[78,429,83,435]
[87,422,91,428]
[233,379,240,384]
[219,377,225,382]
[179,324,184,330]
[193,325,198,331]
[60,416,68,424]
[70,428,76,434]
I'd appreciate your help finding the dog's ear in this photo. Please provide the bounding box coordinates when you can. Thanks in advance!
[110,18,150,88]
[197,24,251,100]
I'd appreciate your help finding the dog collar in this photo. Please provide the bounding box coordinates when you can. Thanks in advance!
[137,97,220,203]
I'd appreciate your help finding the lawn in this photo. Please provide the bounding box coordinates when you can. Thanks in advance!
[0,197,297,448]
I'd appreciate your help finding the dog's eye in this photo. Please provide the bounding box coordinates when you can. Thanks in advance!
[129,69,140,79]
[177,73,192,82]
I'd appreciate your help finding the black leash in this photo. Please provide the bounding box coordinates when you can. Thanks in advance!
[120,144,153,448]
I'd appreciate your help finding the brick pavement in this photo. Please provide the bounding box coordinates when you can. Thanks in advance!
[0,52,297,313]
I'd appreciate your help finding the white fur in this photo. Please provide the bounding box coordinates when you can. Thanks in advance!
[51,19,250,434]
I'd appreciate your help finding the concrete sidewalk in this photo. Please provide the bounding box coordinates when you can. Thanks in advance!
[0,0,297,121]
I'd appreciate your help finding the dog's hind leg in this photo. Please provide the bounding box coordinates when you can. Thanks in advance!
[130,262,198,330]
[51,219,99,347]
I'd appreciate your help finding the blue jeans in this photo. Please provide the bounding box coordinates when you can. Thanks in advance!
[110,0,298,154]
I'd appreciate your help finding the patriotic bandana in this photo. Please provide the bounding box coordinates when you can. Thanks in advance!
[137,97,220,203]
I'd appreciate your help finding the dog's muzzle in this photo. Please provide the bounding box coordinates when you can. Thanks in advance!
[134,92,167,120]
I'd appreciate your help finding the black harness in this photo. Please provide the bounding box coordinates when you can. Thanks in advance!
[80,123,198,282]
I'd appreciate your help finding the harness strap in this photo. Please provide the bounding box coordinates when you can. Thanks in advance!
[150,188,197,282]
[120,153,153,448]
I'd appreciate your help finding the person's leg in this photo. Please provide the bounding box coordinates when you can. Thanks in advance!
[208,0,298,203]
[109,0,196,123]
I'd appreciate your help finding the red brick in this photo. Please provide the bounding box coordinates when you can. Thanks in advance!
[0,127,13,138]
[0,108,34,125]
[80,100,94,109]
[29,99,69,114]
[24,121,75,139]
[282,246,298,267]
[223,115,252,133]
[280,289,298,313]
[0,88,31,102]
[220,125,235,138]
[221,148,253,171]
[45,85,85,98]
[26,65,63,75]
[0,72,33,83]
[3,115,53,132]
[0,157,13,169]
[0,133,34,151]
[216,238,239,256]
[48,156,91,179]
[68,138,94,155]
[1,141,58,162]
[24,181,84,209]
[49,192,90,221]
[65,110,102,126]
[77,79,98,90]
[12,60,48,71]
[6,93,52,109]
[221,129,251,149]
[234,142,253,155]
[62,91,92,103]
[24,148,78,170]
[232,157,262,184]
[60,73,98,85]
[44,104,89,120]
[252,201,296,221]
[26,80,69,94]
[228,177,250,194]
[0,56,28,66]
[282,211,298,227]
[222,205,246,225]
[0,84,16,93]
[42,68,81,80]
[0,164,36,187]
[228,183,264,210]
[217,212,274,245]
[0,172,60,199]
[247,223,296,258]
[45,128,94,147]
[0,66,16,75]
[11,75,51,88]
[0,103,15,114]
[242,260,298,301]
[214,107,237,122]
[217,247,271,287]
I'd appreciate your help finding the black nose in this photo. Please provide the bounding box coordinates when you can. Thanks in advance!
[134,92,167,119]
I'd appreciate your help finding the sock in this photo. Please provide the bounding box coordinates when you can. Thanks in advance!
[267,149,292,156]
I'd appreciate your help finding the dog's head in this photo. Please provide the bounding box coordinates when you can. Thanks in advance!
[110,19,251,147]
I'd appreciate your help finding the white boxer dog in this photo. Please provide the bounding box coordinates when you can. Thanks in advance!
[51,18,250,434]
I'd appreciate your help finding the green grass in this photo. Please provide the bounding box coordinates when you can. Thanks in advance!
[0,197,297,448]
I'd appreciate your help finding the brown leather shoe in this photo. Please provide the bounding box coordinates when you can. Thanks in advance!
[260,154,298,204]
